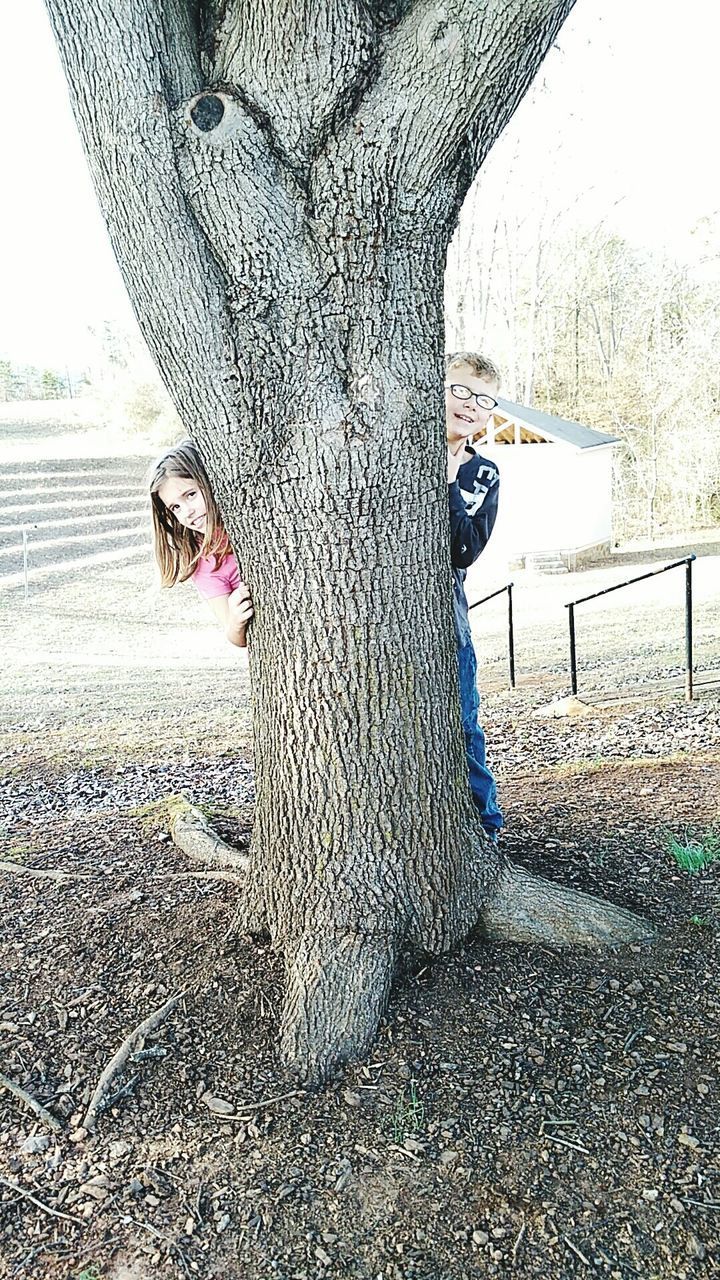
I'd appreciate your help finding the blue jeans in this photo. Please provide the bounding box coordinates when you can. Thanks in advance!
[457,641,503,836]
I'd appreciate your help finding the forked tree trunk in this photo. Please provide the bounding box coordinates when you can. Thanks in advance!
[45,0,653,1081]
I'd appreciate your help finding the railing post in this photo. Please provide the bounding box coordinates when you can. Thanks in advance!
[506,583,516,689]
[22,527,29,602]
[565,552,696,702]
[568,602,578,696]
[685,558,693,702]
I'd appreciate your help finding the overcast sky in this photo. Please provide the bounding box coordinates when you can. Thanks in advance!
[1,0,719,369]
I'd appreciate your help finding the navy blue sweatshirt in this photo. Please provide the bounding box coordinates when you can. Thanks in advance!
[449,447,500,646]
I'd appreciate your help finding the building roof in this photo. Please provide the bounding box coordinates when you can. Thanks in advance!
[495,398,619,449]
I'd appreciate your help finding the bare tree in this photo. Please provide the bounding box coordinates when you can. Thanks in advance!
[448,127,720,544]
[44,0,651,1081]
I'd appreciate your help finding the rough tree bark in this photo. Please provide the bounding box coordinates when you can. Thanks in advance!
[45,0,653,1081]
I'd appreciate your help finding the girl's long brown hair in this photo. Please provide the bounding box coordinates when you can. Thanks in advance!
[148,440,230,587]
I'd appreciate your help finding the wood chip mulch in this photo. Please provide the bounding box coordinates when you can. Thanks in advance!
[1,699,719,1280]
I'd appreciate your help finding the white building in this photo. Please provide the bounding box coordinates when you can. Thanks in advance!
[471,397,619,574]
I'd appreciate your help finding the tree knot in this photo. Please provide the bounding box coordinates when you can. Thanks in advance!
[190,94,225,132]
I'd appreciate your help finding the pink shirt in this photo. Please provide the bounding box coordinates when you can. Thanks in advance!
[191,550,242,600]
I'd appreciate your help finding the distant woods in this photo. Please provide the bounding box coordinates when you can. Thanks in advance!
[447,197,720,543]
[81,322,182,446]
[0,360,76,402]
[0,323,181,447]
[4,216,719,543]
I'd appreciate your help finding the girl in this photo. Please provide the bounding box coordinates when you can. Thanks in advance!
[149,440,254,647]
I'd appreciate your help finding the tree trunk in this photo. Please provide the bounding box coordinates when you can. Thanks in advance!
[215,245,503,1079]
[44,0,653,1083]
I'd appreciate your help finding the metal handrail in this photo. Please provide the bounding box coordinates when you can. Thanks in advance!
[565,555,696,701]
[468,581,516,688]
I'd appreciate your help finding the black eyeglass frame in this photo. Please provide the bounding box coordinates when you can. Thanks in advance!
[446,383,499,412]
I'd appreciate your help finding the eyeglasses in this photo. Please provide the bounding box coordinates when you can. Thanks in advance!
[446,383,498,412]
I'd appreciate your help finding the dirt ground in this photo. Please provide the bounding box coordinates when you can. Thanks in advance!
[1,408,720,1279]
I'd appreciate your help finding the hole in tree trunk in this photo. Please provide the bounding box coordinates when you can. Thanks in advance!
[190,95,225,132]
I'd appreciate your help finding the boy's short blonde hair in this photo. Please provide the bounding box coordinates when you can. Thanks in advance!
[445,351,501,386]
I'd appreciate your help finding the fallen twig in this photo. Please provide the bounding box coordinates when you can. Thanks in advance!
[127,1216,192,1278]
[171,805,248,872]
[235,1088,303,1113]
[563,1236,591,1267]
[243,1088,304,1110]
[104,1073,140,1110]
[82,991,185,1131]
[512,1221,526,1261]
[544,1133,590,1155]
[195,1180,205,1224]
[0,1071,63,1133]
[0,1175,84,1227]
[387,1143,422,1161]
[205,1087,305,1123]
[596,1247,644,1277]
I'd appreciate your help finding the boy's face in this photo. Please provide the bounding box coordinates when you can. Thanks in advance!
[445,365,499,447]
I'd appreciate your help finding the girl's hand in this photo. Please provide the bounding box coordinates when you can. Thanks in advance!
[226,582,254,647]
[206,583,254,648]
[228,582,253,621]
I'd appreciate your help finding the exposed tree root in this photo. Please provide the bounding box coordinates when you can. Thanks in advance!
[0,1071,63,1133]
[276,862,653,1082]
[1,858,241,890]
[170,805,248,872]
[281,931,397,1085]
[82,990,186,1131]
[477,860,655,947]
[0,860,88,883]
[154,871,245,884]
[134,806,657,1080]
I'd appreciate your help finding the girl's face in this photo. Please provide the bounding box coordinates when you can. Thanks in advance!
[157,474,208,533]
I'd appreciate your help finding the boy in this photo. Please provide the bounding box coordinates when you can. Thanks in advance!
[445,351,503,839]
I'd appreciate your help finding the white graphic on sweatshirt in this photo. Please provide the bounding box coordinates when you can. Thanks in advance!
[459,464,497,517]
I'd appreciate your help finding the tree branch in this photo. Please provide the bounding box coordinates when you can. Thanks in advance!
[82,991,186,1131]
[174,88,319,321]
[456,2,576,210]
[0,1177,84,1229]
[202,0,377,164]
[160,0,204,103]
[334,0,577,209]
[43,0,252,462]
[0,1072,63,1134]
[0,860,88,883]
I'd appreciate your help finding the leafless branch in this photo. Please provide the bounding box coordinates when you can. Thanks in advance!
[0,1072,63,1133]
[0,1176,84,1227]
[82,990,186,1131]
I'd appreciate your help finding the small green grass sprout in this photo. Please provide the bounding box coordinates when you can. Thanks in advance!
[667,827,720,876]
[392,1077,425,1143]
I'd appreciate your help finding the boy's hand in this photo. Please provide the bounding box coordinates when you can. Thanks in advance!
[447,440,466,484]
